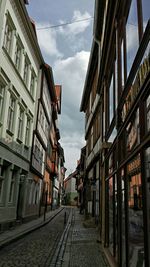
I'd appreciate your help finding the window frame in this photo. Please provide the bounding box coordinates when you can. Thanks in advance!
[30,69,36,97]
[0,81,5,121]
[17,105,24,141]
[25,115,31,147]
[14,36,23,71]
[7,94,16,133]
[23,55,30,86]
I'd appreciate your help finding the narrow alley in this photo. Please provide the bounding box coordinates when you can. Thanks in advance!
[0,207,109,267]
[0,0,149,266]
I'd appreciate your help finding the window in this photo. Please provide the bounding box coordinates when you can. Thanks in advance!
[146,94,150,132]
[30,70,35,97]
[127,155,144,266]
[91,127,93,151]
[145,146,150,261]
[14,39,22,70]
[7,95,15,132]
[25,117,30,146]
[109,75,114,125]
[126,109,140,153]
[47,140,52,158]
[0,82,5,120]
[17,107,24,140]
[114,60,118,110]
[9,170,15,203]
[142,0,149,30]
[45,120,49,138]
[0,166,5,202]
[3,19,13,54]
[23,56,29,85]
[121,39,126,90]
[109,176,114,255]
[126,0,139,76]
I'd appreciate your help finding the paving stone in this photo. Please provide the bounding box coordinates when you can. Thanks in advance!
[0,211,66,267]
[62,209,110,267]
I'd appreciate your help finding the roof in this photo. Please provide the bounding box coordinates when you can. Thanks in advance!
[93,0,105,41]
[64,170,78,182]
[19,0,44,64]
[55,85,62,114]
[43,63,57,102]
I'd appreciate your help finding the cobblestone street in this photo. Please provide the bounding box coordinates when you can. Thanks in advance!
[0,209,68,267]
[0,208,110,267]
[62,208,110,267]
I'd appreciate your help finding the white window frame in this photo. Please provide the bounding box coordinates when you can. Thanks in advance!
[0,82,5,121]
[23,55,30,86]
[14,37,22,71]
[3,21,13,54]
[0,165,5,203]
[25,116,31,146]
[17,106,24,141]
[3,13,15,55]
[7,94,16,133]
[30,70,36,97]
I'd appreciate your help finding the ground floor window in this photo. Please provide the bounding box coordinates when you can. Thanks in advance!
[127,154,144,266]
[145,146,150,264]
[121,169,126,266]
[109,176,113,254]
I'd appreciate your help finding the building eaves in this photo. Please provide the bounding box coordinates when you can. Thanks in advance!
[43,63,57,102]
[18,0,44,64]
[55,85,62,115]
[80,40,98,112]
[93,0,105,41]
[64,170,78,182]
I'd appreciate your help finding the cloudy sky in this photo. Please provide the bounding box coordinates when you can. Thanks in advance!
[27,0,94,175]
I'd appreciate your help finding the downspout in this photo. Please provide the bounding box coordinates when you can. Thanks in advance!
[94,37,101,82]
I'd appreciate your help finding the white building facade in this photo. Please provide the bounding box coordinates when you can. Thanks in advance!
[0,0,43,229]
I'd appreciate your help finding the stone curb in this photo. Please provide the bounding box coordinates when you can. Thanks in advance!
[0,207,64,249]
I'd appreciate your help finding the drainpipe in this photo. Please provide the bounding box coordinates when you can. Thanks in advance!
[94,36,101,87]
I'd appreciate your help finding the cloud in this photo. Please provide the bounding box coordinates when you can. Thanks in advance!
[126,24,139,52]
[54,51,89,131]
[53,51,90,174]
[60,133,85,176]
[36,23,63,58]
[54,50,89,105]
[58,10,92,36]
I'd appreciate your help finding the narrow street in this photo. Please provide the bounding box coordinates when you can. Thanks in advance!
[0,208,109,267]
[0,209,70,267]
[62,208,109,267]
[0,0,149,266]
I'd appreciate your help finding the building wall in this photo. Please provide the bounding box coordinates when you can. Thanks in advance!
[65,178,78,206]
[81,0,150,266]
[97,0,149,266]
[0,0,42,228]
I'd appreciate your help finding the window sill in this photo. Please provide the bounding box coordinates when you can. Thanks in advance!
[16,138,22,144]
[6,129,14,137]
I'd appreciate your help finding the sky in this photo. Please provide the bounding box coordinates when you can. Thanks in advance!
[27,0,95,176]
